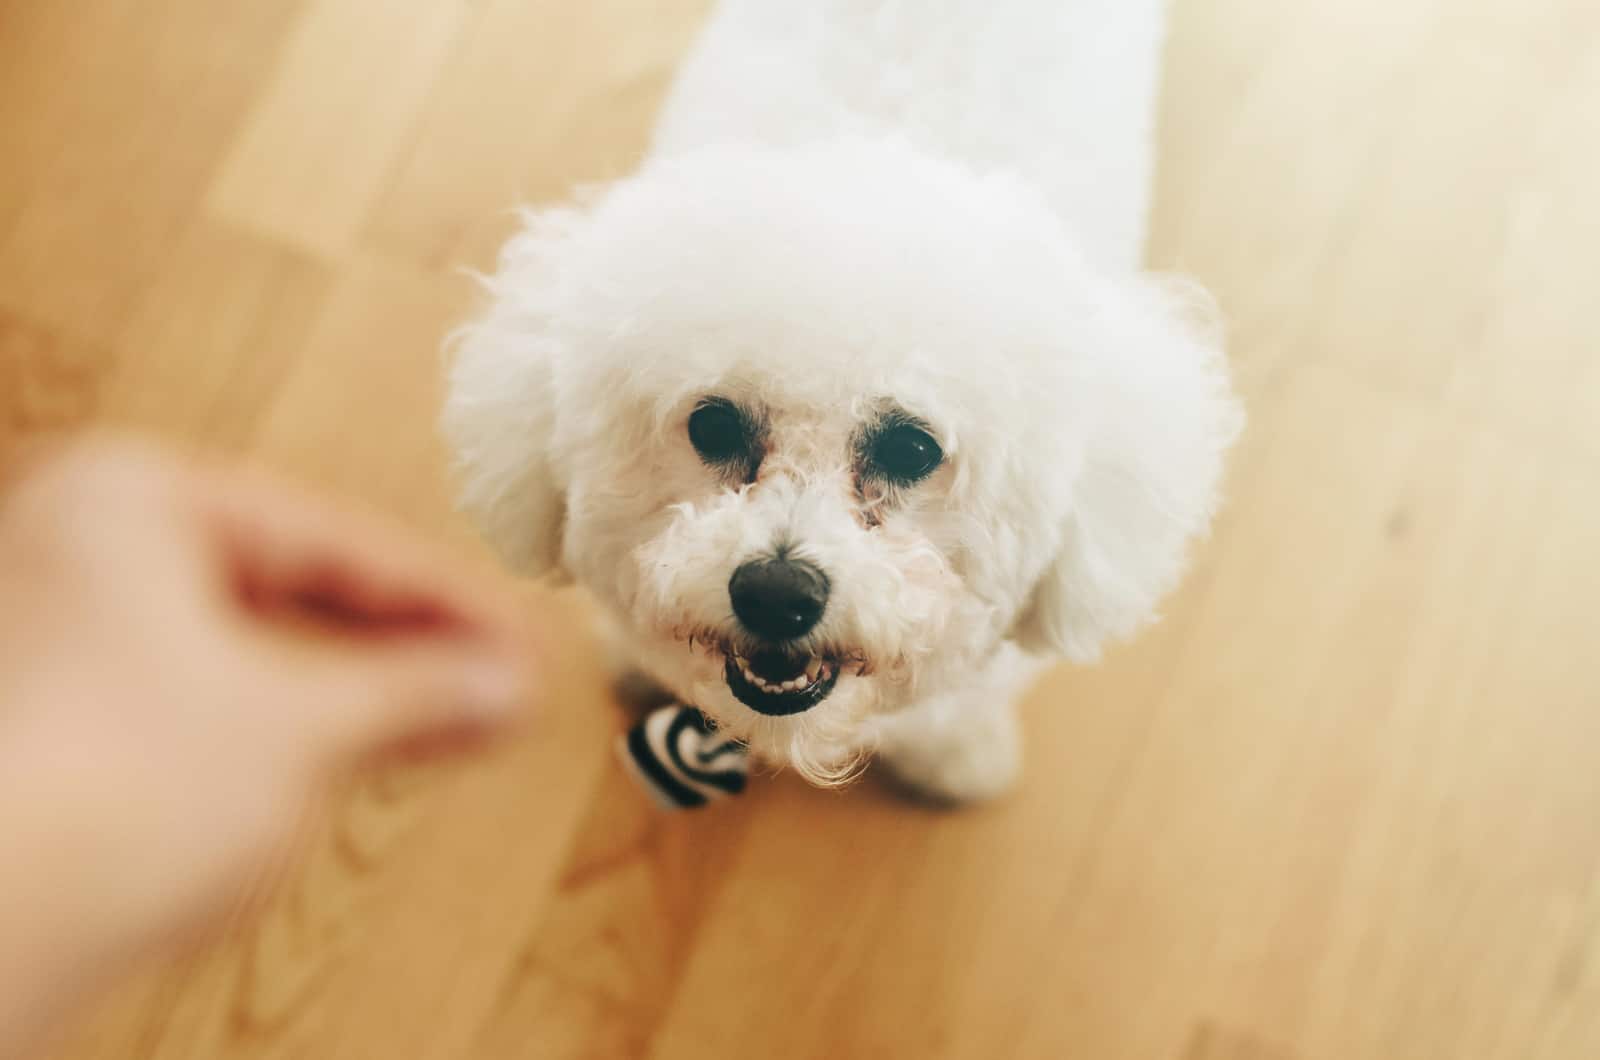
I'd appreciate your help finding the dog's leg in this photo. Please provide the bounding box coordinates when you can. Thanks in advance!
[873,649,1044,805]
[877,695,1021,806]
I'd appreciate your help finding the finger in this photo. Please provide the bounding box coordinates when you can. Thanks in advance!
[282,637,538,764]
[186,460,533,654]
[0,431,70,495]
[0,432,183,524]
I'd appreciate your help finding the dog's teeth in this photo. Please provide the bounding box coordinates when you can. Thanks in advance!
[805,657,822,680]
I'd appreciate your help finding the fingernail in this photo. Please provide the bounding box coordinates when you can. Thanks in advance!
[459,657,529,722]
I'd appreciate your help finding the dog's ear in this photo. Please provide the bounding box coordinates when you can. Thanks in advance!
[1012,278,1242,662]
[440,206,592,581]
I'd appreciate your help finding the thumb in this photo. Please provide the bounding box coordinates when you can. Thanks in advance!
[291,640,538,765]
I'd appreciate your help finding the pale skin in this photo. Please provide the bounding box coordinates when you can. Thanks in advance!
[0,438,543,1059]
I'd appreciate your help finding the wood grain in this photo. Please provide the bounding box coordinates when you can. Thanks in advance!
[3,1,1598,1057]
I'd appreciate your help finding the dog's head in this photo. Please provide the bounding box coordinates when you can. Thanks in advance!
[444,140,1240,781]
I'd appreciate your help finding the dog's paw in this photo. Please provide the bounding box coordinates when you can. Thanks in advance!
[877,705,1021,806]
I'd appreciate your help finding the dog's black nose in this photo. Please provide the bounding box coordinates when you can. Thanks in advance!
[729,557,829,641]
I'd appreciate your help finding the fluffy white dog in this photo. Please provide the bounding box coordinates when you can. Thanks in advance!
[442,0,1241,802]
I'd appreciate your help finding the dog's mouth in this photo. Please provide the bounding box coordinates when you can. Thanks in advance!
[723,648,842,716]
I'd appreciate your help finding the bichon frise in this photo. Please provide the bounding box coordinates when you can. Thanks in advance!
[442,0,1241,803]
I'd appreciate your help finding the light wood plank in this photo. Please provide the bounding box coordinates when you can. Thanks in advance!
[361,0,712,270]
[0,1,304,346]
[203,0,473,257]
[102,218,330,453]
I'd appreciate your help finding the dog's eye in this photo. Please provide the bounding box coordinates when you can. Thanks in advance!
[688,399,753,466]
[867,422,943,484]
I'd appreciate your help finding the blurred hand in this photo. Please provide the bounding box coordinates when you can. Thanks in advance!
[0,437,541,1056]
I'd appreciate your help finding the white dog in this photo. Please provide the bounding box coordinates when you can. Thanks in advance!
[442,0,1241,803]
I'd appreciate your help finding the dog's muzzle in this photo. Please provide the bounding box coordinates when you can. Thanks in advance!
[724,557,839,715]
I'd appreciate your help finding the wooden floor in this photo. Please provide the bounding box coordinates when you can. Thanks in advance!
[4,1,1599,1057]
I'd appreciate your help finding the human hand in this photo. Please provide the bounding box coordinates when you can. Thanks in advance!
[0,437,541,1053]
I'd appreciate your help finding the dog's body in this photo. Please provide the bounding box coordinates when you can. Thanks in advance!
[655,0,1166,273]
[444,0,1240,802]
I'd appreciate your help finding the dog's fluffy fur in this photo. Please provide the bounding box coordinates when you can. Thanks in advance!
[443,0,1241,801]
